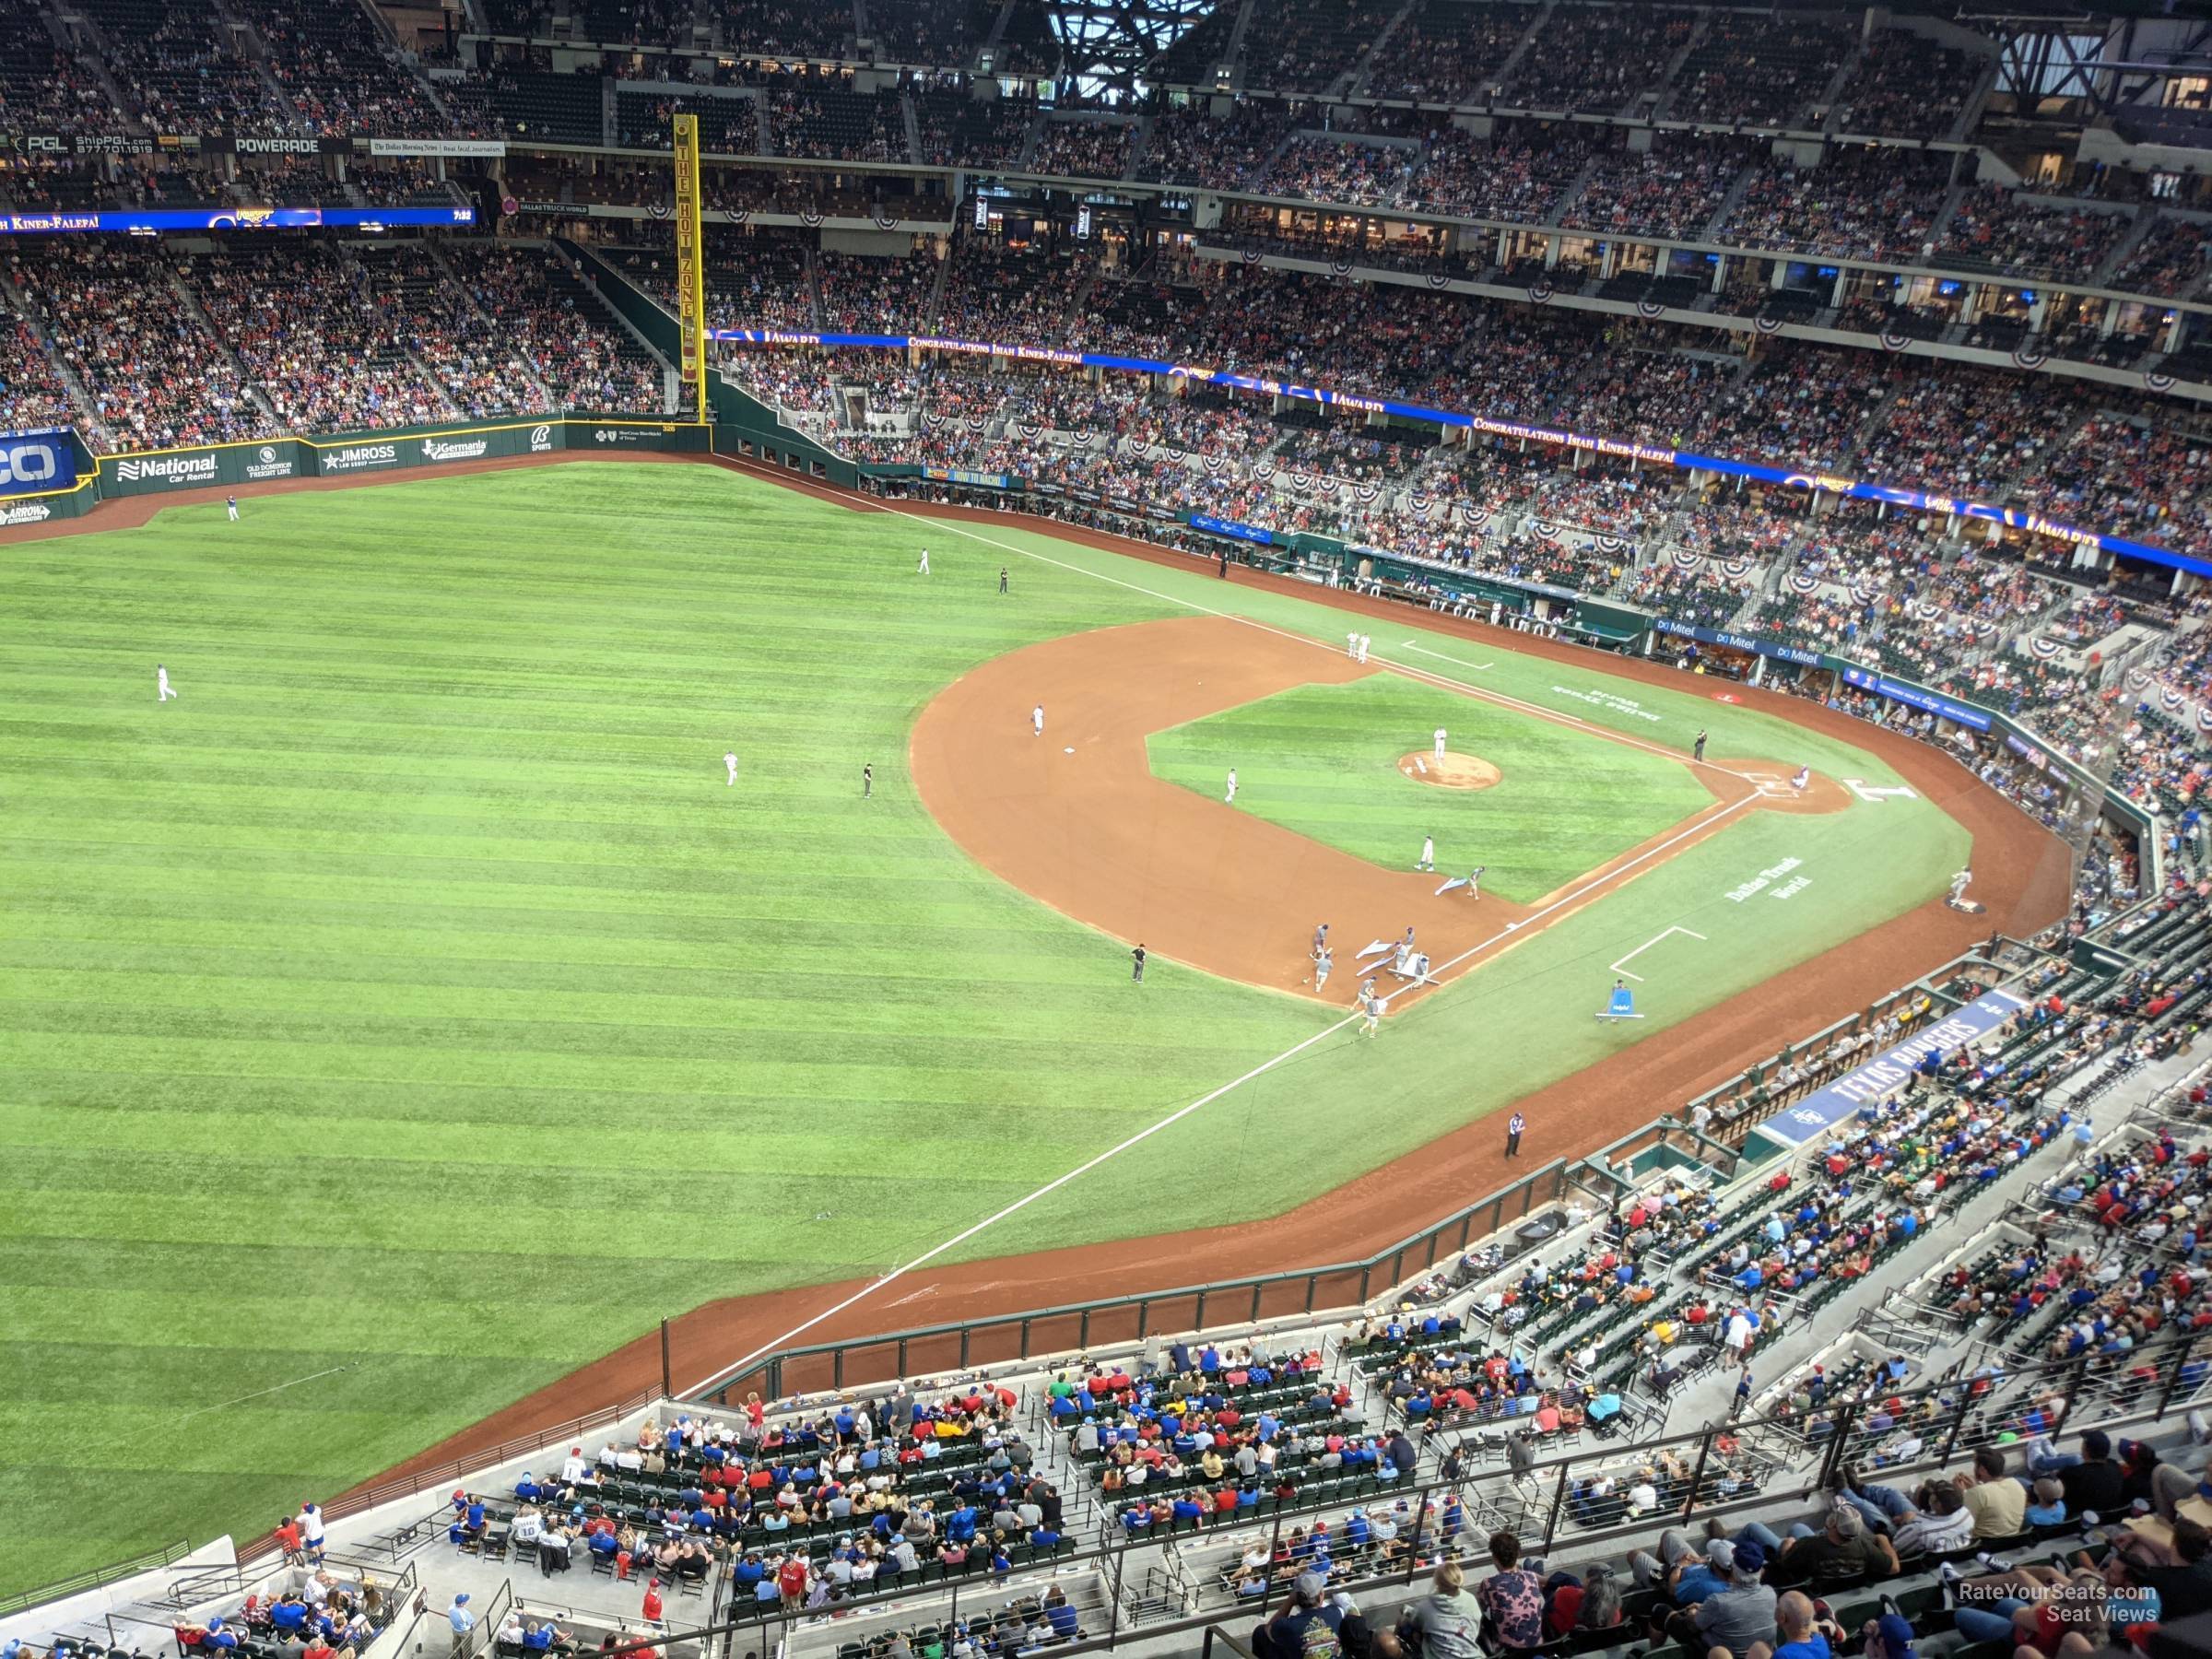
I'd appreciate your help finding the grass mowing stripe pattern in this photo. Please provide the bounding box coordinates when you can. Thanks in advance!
[0,463,1961,1594]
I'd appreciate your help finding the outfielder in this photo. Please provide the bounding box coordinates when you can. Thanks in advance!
[918,547,931,575]
[226,494,238,523]
[1418,835,1435,872]
[157,663,177,702]
[1225,768,1238,805]
[724,751,738,786]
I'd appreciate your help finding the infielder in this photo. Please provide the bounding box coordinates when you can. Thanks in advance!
[724,751,738,786]
[1418,835,1435,873]
[1225,768,1238,805]
[1347,632,1359,658]
[157,663,177,702]
[918,547,931,575]
[1032,703,1044,737]
[1434,726,1448,760]
[998,566,1008,594]
[1357,634,1371,664]
[1791,765,1810,794]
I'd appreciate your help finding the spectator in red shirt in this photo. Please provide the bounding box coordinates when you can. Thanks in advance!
[641,1581,664,1622]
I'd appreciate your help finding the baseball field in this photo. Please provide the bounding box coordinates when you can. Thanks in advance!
[0,457,2033,1594]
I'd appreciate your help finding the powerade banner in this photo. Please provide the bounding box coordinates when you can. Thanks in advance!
[1839,665,1994,732]
[707,330,2212,577]
[1654,616,1822,668]
[0,206,473,235]
[1760,992,2028,1144]
[0,427,76,498]
[1189,513,1274,545]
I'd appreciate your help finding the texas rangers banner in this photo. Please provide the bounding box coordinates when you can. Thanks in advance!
[1759,992,2028,1144]
[671,112,708,423]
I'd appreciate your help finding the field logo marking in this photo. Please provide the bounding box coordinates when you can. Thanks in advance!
[1843,779,1917,804]
[1609,925,1707,982]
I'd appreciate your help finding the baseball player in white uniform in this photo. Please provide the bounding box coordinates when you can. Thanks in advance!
[1418,835,1434,872]
[1032,703,1044,737]
[1791,765,1810,794]
[157,664,177,702]
[918,547,931,575]
[1347,632,1359,658]
[1357,635,1371,664]
[724,751,738,786]
[1433,727,1448,760]
[1225,768,1238,805]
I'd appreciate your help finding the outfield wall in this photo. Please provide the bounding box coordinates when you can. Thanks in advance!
[0,416,708,529]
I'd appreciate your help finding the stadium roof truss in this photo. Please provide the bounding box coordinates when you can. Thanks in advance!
[1036,0,1228,100]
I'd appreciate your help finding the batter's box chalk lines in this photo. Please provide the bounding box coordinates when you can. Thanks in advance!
[1609,924,1709,982]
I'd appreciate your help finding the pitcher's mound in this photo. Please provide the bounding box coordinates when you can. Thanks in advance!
[1399,751,1502,791]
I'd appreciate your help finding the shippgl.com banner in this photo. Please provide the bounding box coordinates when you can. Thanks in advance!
[91,419,703,501]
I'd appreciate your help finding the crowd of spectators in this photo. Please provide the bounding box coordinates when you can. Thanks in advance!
[1407,124,1593,221]
[1359,0,1534,104]
[1561,135,1749,241]
[1030,120,1133,181]
[1669,14,1853,128]
[2008,414,2212,559]
[934,230,1089,347]
[229,0,453,137]
[1936,190,2135,282]
[1831,32,1980,140]
[187,242,450,432]
[18,241,276,451]
[89,0,287,135]
[1505,5,1693,112]
[818,248,938,334]
[1720,147,1957,264]
[1138,106,1296,194]
[2111,215,2212,300]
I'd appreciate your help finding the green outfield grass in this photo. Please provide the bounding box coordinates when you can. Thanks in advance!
[1147,675,1715,900]
[0,462,1966,1595]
